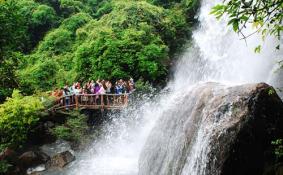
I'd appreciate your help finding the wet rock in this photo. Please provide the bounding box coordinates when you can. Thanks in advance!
[27,164,46,175]
[18,151,50,169]
[139,83,283,175]
[49,151,75,168]
[40,139,73,157]
[29,172,42,175]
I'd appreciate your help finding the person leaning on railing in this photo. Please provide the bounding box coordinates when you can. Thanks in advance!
[50,78,135,109]
[115,79,124,94]
[63,85,71,109]
[106,81,112,94]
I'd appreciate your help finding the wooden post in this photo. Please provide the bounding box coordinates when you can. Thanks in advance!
[101,94,104,109]
[63,97,65,109]
[113,96,116,106]
[125,94,128,107]
[106,95,109,106]
[75,95,78,110]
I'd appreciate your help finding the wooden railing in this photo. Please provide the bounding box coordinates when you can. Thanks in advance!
[50,94,129,111]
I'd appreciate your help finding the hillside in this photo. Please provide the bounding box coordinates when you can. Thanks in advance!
[0,0,199,100]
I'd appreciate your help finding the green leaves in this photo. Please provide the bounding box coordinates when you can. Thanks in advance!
[38,29,73,54]
[1,0,198,95]
[0,0,28,54]
[254,45,261,53]
[75,18,169,82]
[210,4,225,19]
[61,13,91,32]
[31,4,57,26]
[233,20,239,32]
[272,139,283,159]
[0,90,44,149]
[52,113,88,142]
[211,0,283,50]
[16,0,194,91]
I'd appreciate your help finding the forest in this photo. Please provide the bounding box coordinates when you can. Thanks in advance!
[0,0,199,101]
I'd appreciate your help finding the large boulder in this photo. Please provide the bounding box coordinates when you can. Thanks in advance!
[40,139,72,157]
[27,164,46,175]
[18,151,50,169]
[49,151,75,168]
[139,82,283,175]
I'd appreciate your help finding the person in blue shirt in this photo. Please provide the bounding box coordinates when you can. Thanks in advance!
[115,79,125,94]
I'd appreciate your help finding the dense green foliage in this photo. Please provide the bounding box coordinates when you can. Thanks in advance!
[211,0,282,51]
[51,112,88,142]
[0,0,199,98]
[0,90,44,149]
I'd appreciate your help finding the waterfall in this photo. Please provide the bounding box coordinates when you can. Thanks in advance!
[59,0,282,174]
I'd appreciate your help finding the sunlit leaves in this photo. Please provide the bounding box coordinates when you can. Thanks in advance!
[31,4,57,26]
[211,0,283,46]
[73,1,175,82]
[5,0,198,94]
[210,4,226,19]
[61,12,91,32]
[18,58,60,92]
[0,90,44,148]
[38,29,73,54]
[0,0,28,54]
[254,45,261,53]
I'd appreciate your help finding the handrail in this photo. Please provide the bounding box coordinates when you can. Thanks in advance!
[50,93,130,111]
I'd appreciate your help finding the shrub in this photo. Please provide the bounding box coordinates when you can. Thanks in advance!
[135,79,155,93]
[51,125,73,140]
[37,29,73,54]
[52,112,88,142]
[18,58,60,92]
[0,90,44,148]
[61,12,91,32]
[31,4,57,26]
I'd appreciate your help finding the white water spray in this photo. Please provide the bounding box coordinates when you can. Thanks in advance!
[57,0,282,174]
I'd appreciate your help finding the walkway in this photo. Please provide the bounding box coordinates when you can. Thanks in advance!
[50,94,129,111]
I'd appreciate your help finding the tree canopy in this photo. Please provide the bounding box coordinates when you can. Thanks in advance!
[0,0,199,98]
[0,90,44,149]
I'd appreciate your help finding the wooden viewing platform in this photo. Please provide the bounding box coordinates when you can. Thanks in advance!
[50,94,129,111]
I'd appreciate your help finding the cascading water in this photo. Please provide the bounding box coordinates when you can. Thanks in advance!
[56,0,283,174]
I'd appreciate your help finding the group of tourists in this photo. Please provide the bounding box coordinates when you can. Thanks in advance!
[51,78,135,103]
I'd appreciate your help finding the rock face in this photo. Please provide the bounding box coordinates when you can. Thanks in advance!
[40,139,72,157]
[49,151,75,168]
[27,164,46,174]
[18,151,50,169]
[139,83,283,175]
